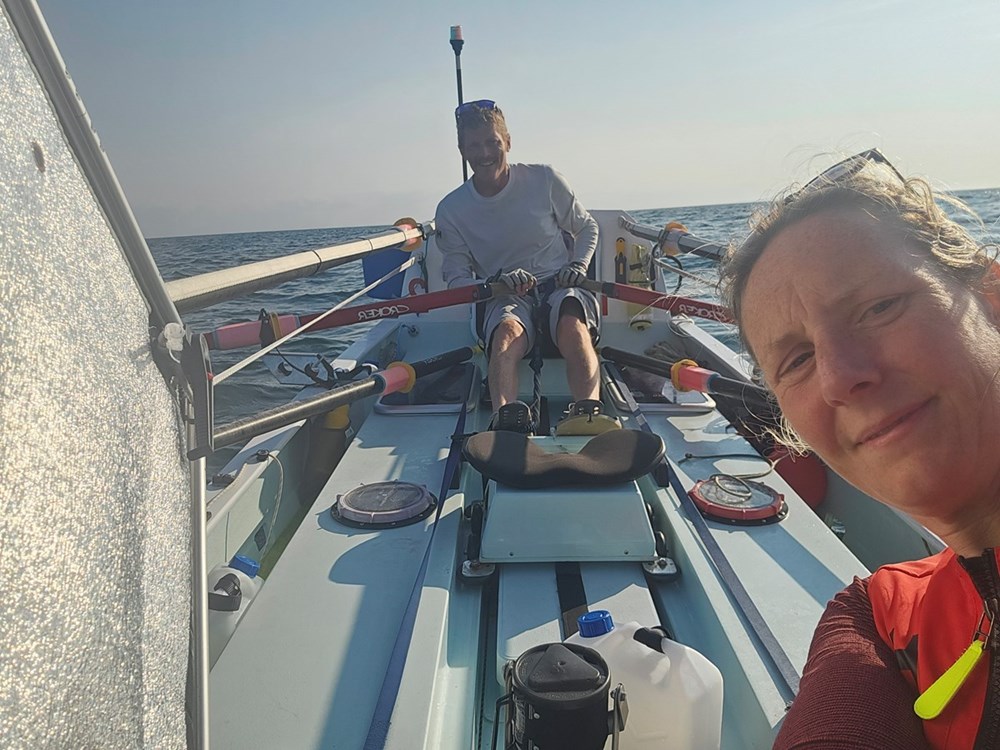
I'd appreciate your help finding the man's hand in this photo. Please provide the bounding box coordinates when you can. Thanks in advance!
[499,268,537,295]
[556,261,588,288]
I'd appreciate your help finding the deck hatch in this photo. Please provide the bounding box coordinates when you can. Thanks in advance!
[330,480,436,528]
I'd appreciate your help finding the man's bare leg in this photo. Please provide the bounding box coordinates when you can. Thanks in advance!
[555,299,599,402]
[488,317,530,409]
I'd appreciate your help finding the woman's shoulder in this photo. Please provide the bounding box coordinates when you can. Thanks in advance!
[869,549,955,590]
[866,549,957,646]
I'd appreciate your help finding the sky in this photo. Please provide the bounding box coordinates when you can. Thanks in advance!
[32,0,1000,238]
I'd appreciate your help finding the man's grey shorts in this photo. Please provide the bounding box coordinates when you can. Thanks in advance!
[482,286,601,352]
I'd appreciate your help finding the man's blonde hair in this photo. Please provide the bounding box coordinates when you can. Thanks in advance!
[456,103,509,147]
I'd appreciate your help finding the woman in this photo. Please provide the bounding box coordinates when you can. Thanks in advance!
[719,150,1000,749]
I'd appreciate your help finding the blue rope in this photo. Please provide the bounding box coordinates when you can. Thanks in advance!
[363,396,470,749]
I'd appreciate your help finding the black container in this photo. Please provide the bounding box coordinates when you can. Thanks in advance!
[508,642,611,750]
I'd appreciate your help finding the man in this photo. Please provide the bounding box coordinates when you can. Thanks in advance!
[435,100,604,433]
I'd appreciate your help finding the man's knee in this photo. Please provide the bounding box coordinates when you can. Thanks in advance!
[557,297,586,325]
[490,318,529,358]
[555,300,591,350]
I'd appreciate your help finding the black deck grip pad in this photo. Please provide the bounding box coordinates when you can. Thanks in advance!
[462,429,665,489]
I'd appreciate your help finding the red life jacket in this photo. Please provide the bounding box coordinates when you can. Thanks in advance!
[869,548,1000,749]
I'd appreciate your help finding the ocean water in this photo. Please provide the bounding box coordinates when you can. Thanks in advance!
[149,189,1000,469]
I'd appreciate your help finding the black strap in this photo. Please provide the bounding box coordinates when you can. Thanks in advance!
[528,284,547,427]
[555,562,589,637]
[207,573,242,612]
[605,363,800,698]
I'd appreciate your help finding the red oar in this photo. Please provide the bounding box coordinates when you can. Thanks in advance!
[205,282,503,350]
[205,278,732,352]
[580,280,734,324]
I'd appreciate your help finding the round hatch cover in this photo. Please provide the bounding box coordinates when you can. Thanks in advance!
[331,481,436,529]
[689,475,787,525]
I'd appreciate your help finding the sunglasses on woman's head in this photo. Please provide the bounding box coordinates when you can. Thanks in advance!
[455,99,497,118]
[784,148,905,205]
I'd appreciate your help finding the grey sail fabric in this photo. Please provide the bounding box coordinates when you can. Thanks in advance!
[0,7,190,748]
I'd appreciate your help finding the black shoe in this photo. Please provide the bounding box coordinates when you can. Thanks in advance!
[490,401,533,434]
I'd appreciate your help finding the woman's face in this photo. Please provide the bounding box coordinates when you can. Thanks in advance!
[741,207,1000,526]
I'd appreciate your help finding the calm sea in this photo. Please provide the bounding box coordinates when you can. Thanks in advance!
[149,189,1000,470]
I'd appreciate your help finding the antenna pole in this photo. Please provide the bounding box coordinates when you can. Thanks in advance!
[450,26,467,182]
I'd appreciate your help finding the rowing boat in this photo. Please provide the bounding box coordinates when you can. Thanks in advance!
[197,209,941,749]
[0,5,943,748]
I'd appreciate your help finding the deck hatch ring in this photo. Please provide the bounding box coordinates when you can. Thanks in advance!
[331,480,436,529]
[688,476,787,525]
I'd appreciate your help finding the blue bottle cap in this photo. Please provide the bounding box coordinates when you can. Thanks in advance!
[230,554,260,578]
[577,610,614,637]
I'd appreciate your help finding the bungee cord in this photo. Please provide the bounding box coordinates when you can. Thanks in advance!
[214,254,418,384]
[678,450,777,480]
[653,254,717,289]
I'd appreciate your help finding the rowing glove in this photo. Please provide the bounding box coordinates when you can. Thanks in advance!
[556,261,588,288]
[499,268,537,294]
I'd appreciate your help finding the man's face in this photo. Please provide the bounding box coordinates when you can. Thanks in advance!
[459,124,510,183]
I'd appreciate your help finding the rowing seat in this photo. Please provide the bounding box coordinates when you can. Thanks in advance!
[463,429,664,489]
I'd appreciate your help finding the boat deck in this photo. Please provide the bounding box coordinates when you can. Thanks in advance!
[210,318,869,749]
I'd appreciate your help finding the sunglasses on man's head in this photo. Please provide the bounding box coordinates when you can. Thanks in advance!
[455,99,497,117]
[784,148,905,205]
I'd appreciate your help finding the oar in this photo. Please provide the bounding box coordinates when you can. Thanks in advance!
[166,220,430,314]
[579,279,734,324]
[599,346,773,413]
[209,346,477,452]
[206,281,505,350]
[618,217,725,262]
[206,279,732,351]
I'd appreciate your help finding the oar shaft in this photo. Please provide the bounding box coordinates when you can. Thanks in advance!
[167,222,431,314]
[580,280,733,324]
[213,378,378,449]
[211,347,476,450]
[618,218,724,261]
[599,347,673,377]
[206,282,500,350]
[410,346,477,379]
[297,283,493,330]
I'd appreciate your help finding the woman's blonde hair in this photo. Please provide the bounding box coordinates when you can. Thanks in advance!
[719,158,997,451]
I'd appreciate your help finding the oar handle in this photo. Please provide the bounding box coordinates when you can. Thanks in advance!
[377,346,478,396]
[670,359,768,401]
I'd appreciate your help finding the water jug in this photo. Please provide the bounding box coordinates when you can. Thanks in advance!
[566,610,724,749]
[207,554,262,668]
